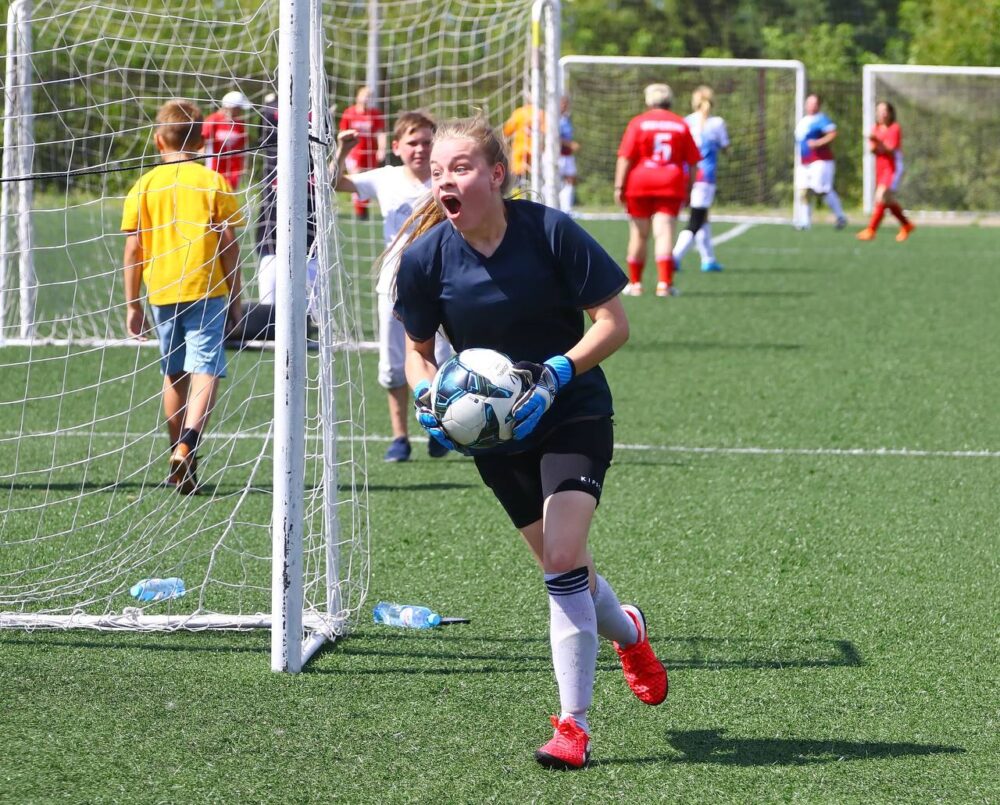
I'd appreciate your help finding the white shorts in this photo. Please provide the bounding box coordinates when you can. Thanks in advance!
[689,182,717,209]
[377,292,453,389]
[796,160,836,195]
[256,253,319,316]
[558,154,577,179]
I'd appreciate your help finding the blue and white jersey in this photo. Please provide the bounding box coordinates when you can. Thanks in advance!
[685,114,729,184]
[795,113,836,163]
[559,114,574,143]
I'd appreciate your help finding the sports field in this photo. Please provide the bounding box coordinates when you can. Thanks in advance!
[1,220,997,802]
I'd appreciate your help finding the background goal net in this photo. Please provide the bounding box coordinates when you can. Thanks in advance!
[0,0,545,668]
[560,56,804,222]
[862,64,1000,219]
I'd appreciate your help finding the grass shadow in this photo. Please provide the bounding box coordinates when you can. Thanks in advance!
[660,728,965,766]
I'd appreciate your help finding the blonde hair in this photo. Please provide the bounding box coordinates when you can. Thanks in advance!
[383,113,513,296]
[644,83,673,109]
[155,99,203,151]
[692,85,714,114]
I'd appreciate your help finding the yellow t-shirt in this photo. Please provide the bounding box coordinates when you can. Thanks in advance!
[503,105,546,178]
[121,160,245,306]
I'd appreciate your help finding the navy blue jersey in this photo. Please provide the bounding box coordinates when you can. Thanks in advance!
[395,199,627,453]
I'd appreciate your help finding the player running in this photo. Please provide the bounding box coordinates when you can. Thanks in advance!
[393,115,668,770]
[672,85,729,273]
[793,93,848,230]
[857,101,915,242]
[615,83,701,297]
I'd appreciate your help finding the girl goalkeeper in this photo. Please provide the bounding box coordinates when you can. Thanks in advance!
[392,115,667,770]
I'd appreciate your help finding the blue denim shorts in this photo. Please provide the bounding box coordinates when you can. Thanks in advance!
[151,296,228,377]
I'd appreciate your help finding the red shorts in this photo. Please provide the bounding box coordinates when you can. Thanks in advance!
[624,196,682,219]
[876,166,897,189]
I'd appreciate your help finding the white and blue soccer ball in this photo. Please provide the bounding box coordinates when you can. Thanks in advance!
[431,348,527,450]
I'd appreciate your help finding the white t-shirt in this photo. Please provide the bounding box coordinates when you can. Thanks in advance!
[349,165,431,294]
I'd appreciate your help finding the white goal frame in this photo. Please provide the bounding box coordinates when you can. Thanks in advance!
[0,0,560,673]
[862,63,1000,216]
[558,55,806,223]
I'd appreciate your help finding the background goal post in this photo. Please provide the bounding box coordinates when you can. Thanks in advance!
[559,55,805,223]
[862,63,1000,218]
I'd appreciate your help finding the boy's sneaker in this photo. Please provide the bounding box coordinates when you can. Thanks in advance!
[700,261,723,272]
[655,282,679,298]
[895,222,915,242]
[856,227,876,241]
[168,443,200,496]
[383,437,412,463]
[614,605,668,705]
[534,715,591,770]
[622,282,643,297]
[427,437,449,459]
[835,216,848,230]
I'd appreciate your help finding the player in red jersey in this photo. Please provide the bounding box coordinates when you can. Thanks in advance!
[857,101,914,242]
[614,84,701,297]
[338,86,387,220]
[202,91,251,191]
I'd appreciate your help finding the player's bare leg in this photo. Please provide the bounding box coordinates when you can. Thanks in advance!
[169,373,217,494]
[162,372,189,449]
[624,217,650,295]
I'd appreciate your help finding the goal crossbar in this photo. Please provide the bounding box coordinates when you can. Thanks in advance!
[559,55,805,222]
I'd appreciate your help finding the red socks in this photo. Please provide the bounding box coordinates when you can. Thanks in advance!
[626,259,645,285]
[869,202,886,231]
[656,256,674,287]
[887,202,909,225]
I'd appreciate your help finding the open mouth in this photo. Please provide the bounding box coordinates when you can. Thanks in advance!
[440,195,462,215]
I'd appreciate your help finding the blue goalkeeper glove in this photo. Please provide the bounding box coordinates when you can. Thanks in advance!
[510,355,575,440]
[413,380,458,453]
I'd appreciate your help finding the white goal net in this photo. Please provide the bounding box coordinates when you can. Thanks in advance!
[0,0,548,669]
[560,56,805,222]
[862,64,1000,219]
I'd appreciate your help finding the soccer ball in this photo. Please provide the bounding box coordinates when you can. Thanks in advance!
[431,349,527,450]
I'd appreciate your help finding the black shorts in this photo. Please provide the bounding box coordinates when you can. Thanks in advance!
[473,417,614,529]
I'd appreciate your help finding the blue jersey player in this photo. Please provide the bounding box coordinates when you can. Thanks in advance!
[793,93,847,230]
[672,86,730,272]
[393,115,668,770]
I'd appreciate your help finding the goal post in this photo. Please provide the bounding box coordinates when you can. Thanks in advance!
[0,0,555,672]
[559,55,805,223]
[862,63,1000,218]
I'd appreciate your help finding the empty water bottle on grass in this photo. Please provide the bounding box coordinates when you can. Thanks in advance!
[130,577,186,602]
[373,601,441,629]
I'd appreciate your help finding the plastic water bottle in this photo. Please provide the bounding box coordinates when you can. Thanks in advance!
[373,601,441,629]
[129,577,186,602]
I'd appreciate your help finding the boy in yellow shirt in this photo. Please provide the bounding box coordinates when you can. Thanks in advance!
[122,99,245,495]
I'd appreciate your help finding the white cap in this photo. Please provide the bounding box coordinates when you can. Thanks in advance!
[221,90,251,110]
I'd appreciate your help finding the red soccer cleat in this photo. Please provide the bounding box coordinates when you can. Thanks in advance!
[896,222,915,242]
[534,715,591,770]
[614,605,668,705]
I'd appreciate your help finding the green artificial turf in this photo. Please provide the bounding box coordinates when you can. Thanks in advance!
[1,220,998,803]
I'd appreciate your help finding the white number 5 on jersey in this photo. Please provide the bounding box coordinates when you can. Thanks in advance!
[652,133,673,164]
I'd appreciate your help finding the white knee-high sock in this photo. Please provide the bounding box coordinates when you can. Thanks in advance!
[695,222,715,262]
[672,229,695,264]
[545,567,598,732]
[559,183,574,213]
[824,190,845,219]
[591,573,639,646]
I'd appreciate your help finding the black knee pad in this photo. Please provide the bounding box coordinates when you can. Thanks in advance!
[686,207,708,233]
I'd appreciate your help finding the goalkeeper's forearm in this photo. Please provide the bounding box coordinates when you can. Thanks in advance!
[566,297,630,375]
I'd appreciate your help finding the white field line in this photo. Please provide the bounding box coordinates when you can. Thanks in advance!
[711,221,754,245]
[7,429,1000,459]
